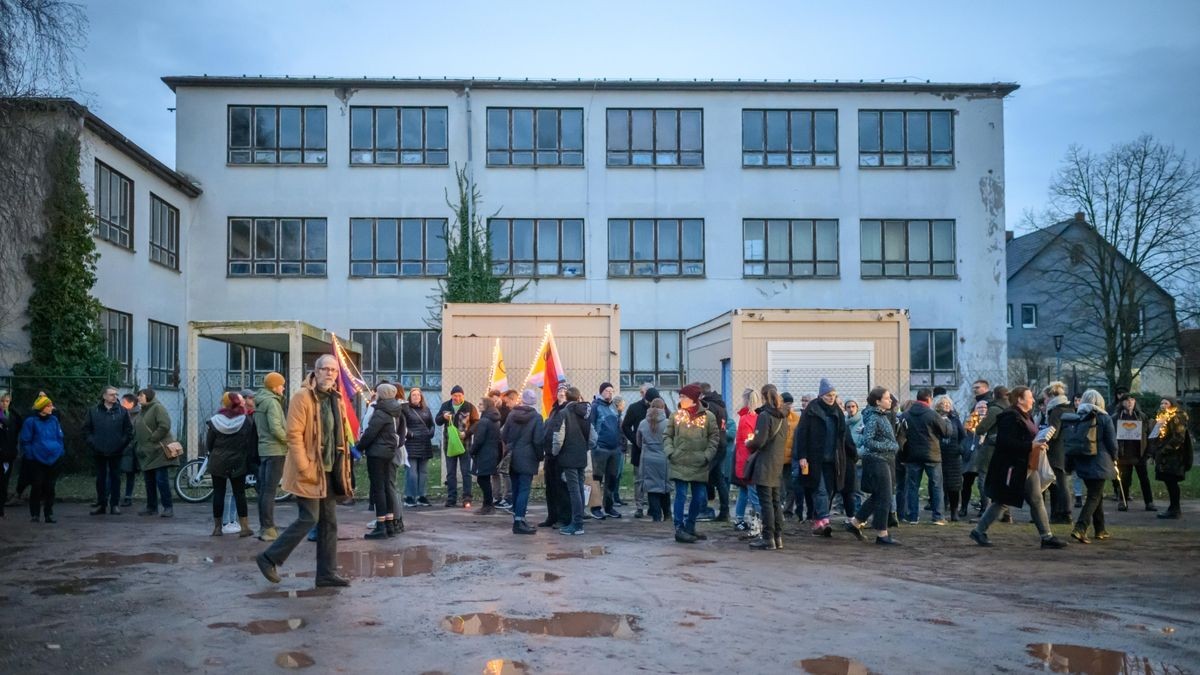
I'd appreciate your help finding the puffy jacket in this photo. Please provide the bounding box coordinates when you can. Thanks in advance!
[589,396,621,451]
[733,407,758,486]
[359,398,406,460]
[502,405,544,476]
[253,388,288,457]
[549,401,591,469]
[665,405,719,483]
[900,401,950,464]
[403,403,436,460]
[19,413,64,465]
[859,406,900,458]
[205,412,256,478]
[83,401,133,457]
[1070,405,1118,481]
[134,399,177,471]
[470,408,502,476]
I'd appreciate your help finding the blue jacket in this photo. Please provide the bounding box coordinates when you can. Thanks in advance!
[1069,405,1118,481]
[588,397,621,451]
[19,413,65,465]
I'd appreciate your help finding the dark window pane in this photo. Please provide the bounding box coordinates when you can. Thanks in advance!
[814,111,836,153]
[279,219,302,260]
[376,108,398,150]
[607,109,628,151]
[279,108,302,148]
[401,331,423,371]
[426,220,447,261]
[765,111,787,152]
[681,220,704,259]
[305,220,326,262]
[609,220,629,259]
[815,220,838,260]
[882,112,904,152]
[655,110,677,151]
[376,332,398,371]
[350,219,373,261]
[933,220,955,259]
[229,107,251,147]
[558,109,582,151]
[351,108,373,150]
[934,330,955,370]
[536,109,559,150]
[908,221,931,261]
[230,219,251,259]
[537,219,558,261]
[679,110,702,151]
[630,110,653,150]
[911,331,931,370]
[790,110,812,152]
[304,108,326,149]
[512,219,534,260]
[632,219,654,260]
[426,108,447,150]
[400,108,422,150]
[512,109,534,150]
[255,219,276,258]
[906,111,928,152]
[562,220,583,260]
[742,110,763,152]
[487,109,508,151]
[490,220,509,261]
[792,220,814,261]
[930,111,952,152]
[657,219,679,260]
[858,112,880,152]
[401,219,423,261]
[376,219,398,261]
[254,107,276,148]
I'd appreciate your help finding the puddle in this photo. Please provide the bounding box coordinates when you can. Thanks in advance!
[1026,643,1185,674]
[61,552,178,568]
[796,655,873,675]
[483,660,529,675]
[544,546,609,560]
[926,618,956,626]
[519,571,561,582]
[208,618,305,635]
[247,588,339,600]
[275,651,315,669]
[31,577,117,596]
[444,611,640,639]
[332,547,483,578]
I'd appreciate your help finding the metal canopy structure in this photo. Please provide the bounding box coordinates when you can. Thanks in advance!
[185,320,361,458]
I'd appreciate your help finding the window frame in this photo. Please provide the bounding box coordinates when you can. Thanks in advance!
[148,193,180,271]
[909,328,958,388]
[858,109,954,168]
[859,219,956,279]
[94,160,134,250]
[226,346,284,389]
[227,217,328,278]
[741,109,838,168]
[485,107,584,167]
[348,105,449,166]
[607,218,705,278]
[349,329,442,390]
[1006,304,1013,329]
[487,218,585,278]
[99,308,133,385]
[147,319,179,390]
[227,105,328,165]
[1021,304,1038,329]
[348,217,448,278]
[620,329,685,389]
[742,218,840,278]
[606,108,704,168]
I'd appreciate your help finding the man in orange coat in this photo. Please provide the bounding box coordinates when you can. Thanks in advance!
[257,354,353,588]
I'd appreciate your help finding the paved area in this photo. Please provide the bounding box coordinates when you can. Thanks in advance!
[1,498,1197,674]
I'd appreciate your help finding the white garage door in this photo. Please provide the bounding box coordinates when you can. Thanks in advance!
[766,341,874,404]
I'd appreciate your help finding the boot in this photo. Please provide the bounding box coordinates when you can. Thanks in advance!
[90,504,107,515]
[258,527,278,542]
[774,535,784,550]
[513,520,537,535]
[385,520,397,537]
[674,528,697,544]
[715,508,730,523]
[211,518,223,536]
[748,536,776,550]
[238,517,254,538]
[364,521,388,539]
[393,518,405,533]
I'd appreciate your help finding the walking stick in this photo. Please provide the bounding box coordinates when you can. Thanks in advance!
[1114,464,1127,510]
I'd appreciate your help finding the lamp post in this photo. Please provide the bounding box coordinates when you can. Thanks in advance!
[1053,334,1064,381]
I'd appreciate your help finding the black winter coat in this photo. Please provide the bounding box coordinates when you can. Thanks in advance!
[900,401,950,464]
[0,407,19,463]
[621,397,650,465]
[503,405,544,476]
[793,399,857,491]
[701,392,729,463]
[1043,401,1073,470]
[984,408,1037,508]
[548,401,590,469]
[83,402,134,457]
[205,414,256,478]
[1114,406,1148,465]
[403,403,436,460]
[470,408,502,476]
[939,410,966,492]
[359,399,406,460]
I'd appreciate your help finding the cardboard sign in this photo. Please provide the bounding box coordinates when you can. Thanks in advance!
[1116,420,1143,441]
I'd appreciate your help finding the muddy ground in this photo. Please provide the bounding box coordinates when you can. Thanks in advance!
[0,498,1197,674]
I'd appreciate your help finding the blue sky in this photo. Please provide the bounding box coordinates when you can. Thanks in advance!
[78,0,1200,232]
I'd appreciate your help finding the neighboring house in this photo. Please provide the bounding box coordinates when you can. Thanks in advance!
[1006,212,1179,395]
[1178,328,1200,417]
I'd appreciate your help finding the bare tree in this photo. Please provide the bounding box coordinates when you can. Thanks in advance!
[1038,136,1200,393]
[0,0,86,97]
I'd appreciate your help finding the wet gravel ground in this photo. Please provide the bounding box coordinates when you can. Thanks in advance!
[0,498,1197,674]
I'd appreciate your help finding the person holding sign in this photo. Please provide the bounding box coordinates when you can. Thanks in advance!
[1114,394,1155,512]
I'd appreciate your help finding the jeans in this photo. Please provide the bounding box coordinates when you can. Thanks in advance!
[123,469,137,498]
[257,455,286,530]
[444,451,473,503]
[213,475,248,519]
[673,479,707,533]
[562,467,586,528]
[735,483,761,521]
[904,461,944,522]
[144,467,173,510]
[95,454,122,508]
[1075,478,1107,535]
[974,469,1051,539]
[615,451,626,501]
[856,455,894,531]
[756,485,782,539]
[1050,467,1071,518]
[511,473,533,520]
[263,492,338,579]
[592,447,621,511]
[1114,463,1153,506]
[404,457,429,499]
[367,456,397,518]
[1072,473,1084,498]
[26,459,60,518]
[814,461,853,521]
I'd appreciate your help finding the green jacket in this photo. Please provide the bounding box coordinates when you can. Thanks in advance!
[134,399,178,471]
[665,407,720,483]
[253,388,288,457]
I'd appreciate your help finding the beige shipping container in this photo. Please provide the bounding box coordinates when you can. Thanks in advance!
[686,308,910,407]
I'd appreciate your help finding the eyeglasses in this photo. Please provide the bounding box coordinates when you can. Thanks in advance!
[317,367,338,373]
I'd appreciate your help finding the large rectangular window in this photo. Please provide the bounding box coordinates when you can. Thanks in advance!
[858,110,953,167]
[620,330,684,389]
[487,108,583,166]
[349,106,448,165]
[488,218,584,278]
[99,308,132,385]
[742,109,837,167]
[860,219,955,278]
[350,329,442,390]
[743,219,839,278]
[148,320,179,389]
[95,160,133,249]
[608,218,704,277]
[228,217,327,277]
[910,329,957,388]
[148,194,179,270]
[606,108,703,167]
[226,346,284,389]
[228,105,327,165]
[349,217,448,277]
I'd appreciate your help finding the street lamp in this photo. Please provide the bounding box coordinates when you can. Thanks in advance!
[1053,334,1064,381]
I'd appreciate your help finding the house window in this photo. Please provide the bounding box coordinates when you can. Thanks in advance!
[149,194,179,270]
[743,219,839,277]
[99,308,132,385]
[742,109,837,167]
[226,346,284,389]
[350,329,442,390]
[606,108,703,167]
[228,218,327,277]
[608,218,704,277]
[350,106,448,165]
[860,219,956,278]
[620,330,684,389]
[488,218,584,278]
[1021,304,1038,328]
[227,105,327,165]
[349,218,448,277]
[148,320,179,389]
[1007,304,1013,328]
[858,110,953,167]
[486,108,583,166]
[910,329,957,388]
[95,161,133,249]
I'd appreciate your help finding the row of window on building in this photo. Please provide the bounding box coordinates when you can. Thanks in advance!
[227,105,956,169]
[99,309,179,388]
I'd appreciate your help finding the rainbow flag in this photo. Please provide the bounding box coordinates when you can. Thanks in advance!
[332,335,367,447]
[525,326,566,419]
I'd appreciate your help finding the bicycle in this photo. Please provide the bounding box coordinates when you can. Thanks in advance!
[175,455,292,503]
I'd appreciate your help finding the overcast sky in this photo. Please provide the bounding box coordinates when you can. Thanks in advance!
[77,0,1199,232]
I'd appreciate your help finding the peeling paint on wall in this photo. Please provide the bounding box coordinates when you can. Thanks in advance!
[333,87,359,116]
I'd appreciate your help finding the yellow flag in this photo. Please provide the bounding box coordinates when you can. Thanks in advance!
[489,339,508,392]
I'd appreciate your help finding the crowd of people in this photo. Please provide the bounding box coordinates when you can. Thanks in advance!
[1,358,1195,588]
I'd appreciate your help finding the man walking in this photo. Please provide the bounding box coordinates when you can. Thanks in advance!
[254,372,288,541]
[256,355,353,588]
[589,382,623,519]
[84,386,133,515]
[901,388,952,524]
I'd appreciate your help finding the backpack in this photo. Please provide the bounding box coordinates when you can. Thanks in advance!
[1061,412,1097,457]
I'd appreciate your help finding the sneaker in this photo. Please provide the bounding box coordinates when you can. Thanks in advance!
[365,522,389,540]
[748,536,775,550]
[1145,504,1158,512]
[513,520,537,535]
[603,508,622,519]
[1070,530,1090,544]
[222,522,241,534]
[932,519,948,526]
[495,499,512,509]
[475,505,496,516]
[844,521,866,542]
[559,524,584,536]
[688,530,709,541]
[674,528,698,544]
[1095,531,1111,541]
[314,574,351,588]
[903,519,920,525]
[1041,536,1068,549]
[160,508,174,518]
[969,530,993,547]
[306,526,318,542]
[90,505,107,515]
[590,508,606,521]
[259,527,278,542]
[417,497,432,507]
[734,521,750,532]
[109,506,121,515]
[696,509,716,522]
[255,553,281,584]
[875,535,901,546]
[1157,510,1181,519]
[444,499,456,508]
[634,509,644,519]
[403,497,417,507]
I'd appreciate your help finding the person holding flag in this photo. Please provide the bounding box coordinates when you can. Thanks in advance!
[525,326,567,419]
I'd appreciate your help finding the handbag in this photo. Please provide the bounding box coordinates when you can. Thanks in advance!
[160,441,183,460]
[1036,446,1055,489]
[446,425,466,458]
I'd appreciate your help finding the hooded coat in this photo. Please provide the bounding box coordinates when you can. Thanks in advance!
[470,407,502,476]
[358,398,406,460]
[403,401,436,461]
[134,399,177,471]
[502,405,544,476]
[744,404,787,488]
[900,400,950,464]
[665,405,720,483]
[205,410,256,478]
[253,387,288,458]
[1069,404,1118,481]
[18,413,64,465]
[549,401,591,469]
[938,410,967,492]
[589,396,621,452]
[636,408,671,494]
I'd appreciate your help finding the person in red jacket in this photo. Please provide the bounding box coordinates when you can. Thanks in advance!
[732,388,762,531]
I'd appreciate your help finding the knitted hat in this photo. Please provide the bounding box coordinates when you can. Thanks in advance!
[376,383,398,400]
[264,372,285,390]
[781,392,794,404]
[645,387,661,402]
[221,391,243,409]
[599,382,614,395]
[33,394,52,411]
[818,378,836,396]
[450,385,464,395]
[522,389,538,406]
[679,383,703,403]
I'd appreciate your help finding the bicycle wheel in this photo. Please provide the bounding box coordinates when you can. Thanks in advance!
[174,458,214,502]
